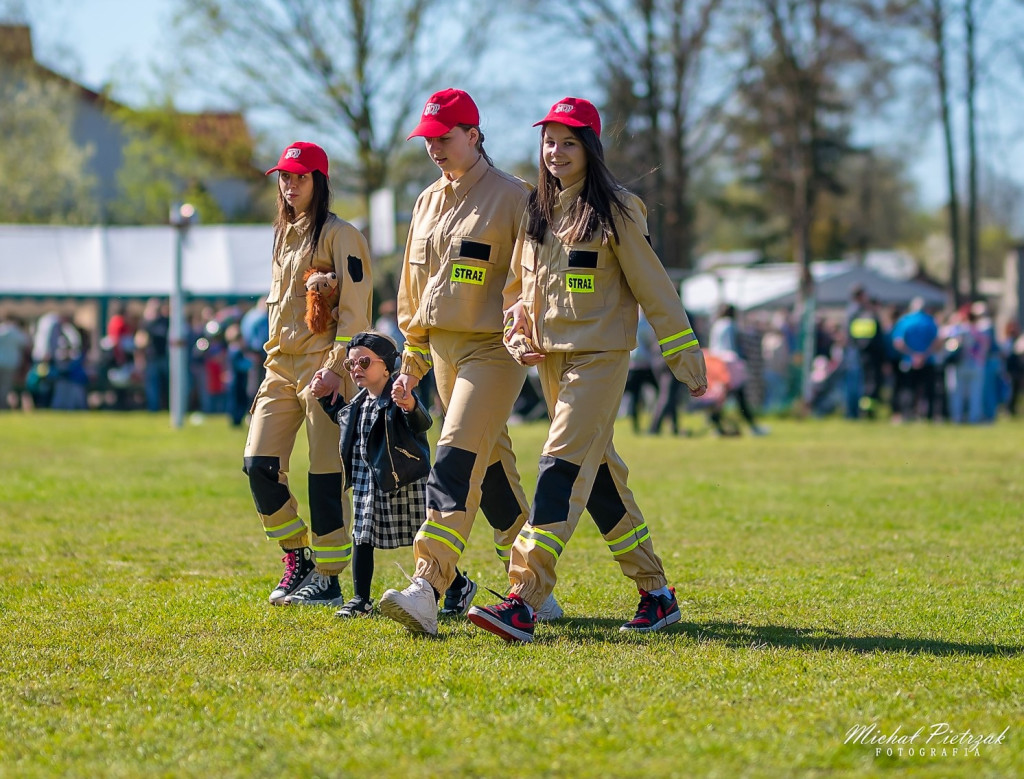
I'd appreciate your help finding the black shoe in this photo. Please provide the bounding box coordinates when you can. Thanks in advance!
[336,595,374,618]
[269,547,315,605]
[439,575,478,617]
[467,594,535,643]
[287,572,344,606]
[619,587,681,633]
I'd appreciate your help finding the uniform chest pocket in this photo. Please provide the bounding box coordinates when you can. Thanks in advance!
[557,244,607,312]
[409,237,430,266]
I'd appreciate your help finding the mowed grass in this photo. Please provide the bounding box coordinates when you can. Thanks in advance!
[0,411,1022,778]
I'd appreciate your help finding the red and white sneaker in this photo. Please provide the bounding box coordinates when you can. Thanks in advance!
[619,587,681,633]
[467,594,536,643]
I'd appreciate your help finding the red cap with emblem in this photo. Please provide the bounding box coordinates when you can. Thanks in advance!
[533,97,602,138]
[266,141,330,179]
[407,89,480,140]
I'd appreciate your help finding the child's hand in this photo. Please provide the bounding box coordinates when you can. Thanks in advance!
[392,377,416,411]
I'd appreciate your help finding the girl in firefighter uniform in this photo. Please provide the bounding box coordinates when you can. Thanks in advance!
[243,141,373,606]
[377,88,561,636]
[467,98,708,643]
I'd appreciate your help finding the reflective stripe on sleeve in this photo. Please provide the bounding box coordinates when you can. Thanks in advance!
[417,520,467,556]
[605,523,651,556]
[264,516,306,541]
[519,527,565,560]
[659,328,700,357]
[404,345,433,366]
[312,543,353,564]
[335,334,352,344]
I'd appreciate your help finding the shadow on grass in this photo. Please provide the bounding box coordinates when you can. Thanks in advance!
[548,618,1023,656]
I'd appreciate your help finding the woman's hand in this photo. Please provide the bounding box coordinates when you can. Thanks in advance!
[310,368,342,402]
[502,300,530,343]
[392,373,419,411]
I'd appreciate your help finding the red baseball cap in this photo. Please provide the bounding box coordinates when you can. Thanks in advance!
[407,89,480,139]
[533,97,602,137]
[266,142,330,179]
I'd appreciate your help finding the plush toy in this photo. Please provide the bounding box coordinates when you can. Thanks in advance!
[303,268,340,334]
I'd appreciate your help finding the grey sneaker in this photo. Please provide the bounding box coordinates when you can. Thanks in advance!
[535,592,564,622]
[269,547,315,605]
[439,575,478,617]
[286,571,344,606]
[379,576,439,636]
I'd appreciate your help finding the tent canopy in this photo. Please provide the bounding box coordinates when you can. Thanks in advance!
[681,261,947,315]
[0,224,273,298]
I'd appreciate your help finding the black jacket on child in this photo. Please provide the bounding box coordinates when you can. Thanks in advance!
[320,377,432,494]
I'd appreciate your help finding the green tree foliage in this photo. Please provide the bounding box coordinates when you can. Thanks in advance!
[0,70,99,224]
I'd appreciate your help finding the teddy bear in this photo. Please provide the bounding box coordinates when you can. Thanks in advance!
[303,268,340,334]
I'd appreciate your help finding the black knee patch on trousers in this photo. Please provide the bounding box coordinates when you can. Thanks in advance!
[426,445,476,513]
[530,455,580,526]
[243,456,290,516]
[587,462,627,534]
[479,460,521,532]
[308,471,344,536]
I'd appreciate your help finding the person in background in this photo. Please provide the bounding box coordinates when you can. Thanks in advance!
[468,97,707,642]
[890,297,939,422]
[137,298,170,412]
[0,314,31,410]
[708,303,769,435]
[243,141,373,607]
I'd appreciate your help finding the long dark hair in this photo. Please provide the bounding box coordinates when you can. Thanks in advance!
[456,124,494,167]
[273,170,332,254]
[525,124,629,246]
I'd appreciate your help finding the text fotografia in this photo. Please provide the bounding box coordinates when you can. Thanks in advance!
[845,722,1009,758]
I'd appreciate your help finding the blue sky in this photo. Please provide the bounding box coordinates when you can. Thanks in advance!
[11,0,1023,217]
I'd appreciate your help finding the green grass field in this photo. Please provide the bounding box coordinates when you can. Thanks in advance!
[1,411,1021,778]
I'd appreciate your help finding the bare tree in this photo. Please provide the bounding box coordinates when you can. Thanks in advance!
[517,0,730,269]
[174,0,484,214]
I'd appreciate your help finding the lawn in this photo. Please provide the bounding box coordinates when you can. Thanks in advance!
[0,411,1021,778]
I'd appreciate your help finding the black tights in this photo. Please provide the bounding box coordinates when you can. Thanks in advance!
[352,542,465,601]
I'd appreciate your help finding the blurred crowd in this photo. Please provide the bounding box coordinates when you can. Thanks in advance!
[2,291,1022,431]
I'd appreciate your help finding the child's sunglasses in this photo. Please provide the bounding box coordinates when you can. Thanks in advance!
[343,355,385,371]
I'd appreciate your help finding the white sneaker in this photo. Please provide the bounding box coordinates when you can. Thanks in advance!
[535,592,564,622]
[379,577,439,636]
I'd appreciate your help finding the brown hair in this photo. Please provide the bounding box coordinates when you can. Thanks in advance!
[456,124,494,167]
[526,124,629,246]
[272,170,332,256]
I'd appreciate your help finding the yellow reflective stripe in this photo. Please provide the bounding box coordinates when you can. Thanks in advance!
[520,527,565,560]
[264,517,306,539]
[404,345,433,365]
[659,328,693,345]
[334,334,352,343]
[609,527,651,556]
[606,523,649,554]
[495,540,514,559]
[662,340,700,356]
[418,520,467,556]
[313,543,352,562]
[419,531,462,555]
[424,521,467,548]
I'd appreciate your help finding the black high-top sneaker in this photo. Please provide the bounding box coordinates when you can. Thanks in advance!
[269,547,315,605]
[287,571,344,606]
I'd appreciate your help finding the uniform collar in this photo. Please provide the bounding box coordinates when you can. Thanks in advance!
[429,155,488,198]
[285,212,312,238]
[555,178,586,212]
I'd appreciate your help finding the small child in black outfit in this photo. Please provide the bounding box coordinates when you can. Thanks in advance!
[320,331,431,617]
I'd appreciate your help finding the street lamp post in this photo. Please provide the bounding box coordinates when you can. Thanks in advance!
[169,203,197,429]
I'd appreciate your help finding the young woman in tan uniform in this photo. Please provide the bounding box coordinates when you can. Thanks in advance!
[243,142,373,607]
[378,89,561,635]
[467,98,708,642]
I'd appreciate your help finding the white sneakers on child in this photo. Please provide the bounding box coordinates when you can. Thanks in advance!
[379,576,439,636]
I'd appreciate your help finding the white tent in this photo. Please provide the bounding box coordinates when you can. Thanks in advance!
[0,224,273,298]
